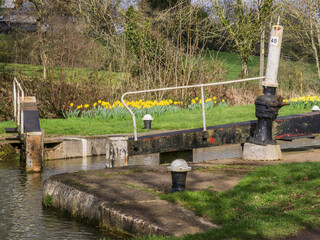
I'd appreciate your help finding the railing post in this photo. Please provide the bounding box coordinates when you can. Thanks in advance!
[121,94,138,141]
[121,76,265,141]
[21,89,24,134]
[17,89,20,131]
[200,85,207,131]
[13,80,16,122]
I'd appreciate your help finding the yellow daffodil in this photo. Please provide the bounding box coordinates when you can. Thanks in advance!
[84,104,89,108]
[70,103,74,107]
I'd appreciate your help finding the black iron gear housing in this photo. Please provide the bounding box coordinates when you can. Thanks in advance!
[249,87,289,145]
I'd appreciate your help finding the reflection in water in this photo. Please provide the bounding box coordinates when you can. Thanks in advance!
[0,155,121,240]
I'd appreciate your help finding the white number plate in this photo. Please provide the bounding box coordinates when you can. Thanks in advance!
[270,36,279,46]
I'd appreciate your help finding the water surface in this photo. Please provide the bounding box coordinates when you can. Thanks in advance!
[0,155,122,240]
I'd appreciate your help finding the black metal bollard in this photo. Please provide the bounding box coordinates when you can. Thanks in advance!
[142,114,154,130]
[170,172,187,192]
[143,120,152,130]
[167,159,191,193]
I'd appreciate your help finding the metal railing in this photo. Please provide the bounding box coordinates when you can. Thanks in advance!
[13,77,25,134]
[121,76,265,141]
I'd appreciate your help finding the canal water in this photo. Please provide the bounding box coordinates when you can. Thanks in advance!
[0,155,123,240]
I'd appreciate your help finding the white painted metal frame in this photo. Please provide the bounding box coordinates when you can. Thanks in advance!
[13,77,25,134]
[121,76,265,141]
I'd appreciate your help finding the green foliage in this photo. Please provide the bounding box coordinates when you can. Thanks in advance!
[43,194,52,208]
[278,60,319,96]
[0,143,18,161]
[212,0,275,77]
[0,35,12,62]
[0,62,120,84]
[125,6,143,58]
[159,162,320,240]
[64,105,182,120]
[218,101,228,108]
[125,6,159,61]
[62,108,80,118]
[204,51,260,80]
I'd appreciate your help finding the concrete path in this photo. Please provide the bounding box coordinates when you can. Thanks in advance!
[43,149,320,238]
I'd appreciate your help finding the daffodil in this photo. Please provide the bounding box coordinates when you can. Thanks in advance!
[70,103,74,107]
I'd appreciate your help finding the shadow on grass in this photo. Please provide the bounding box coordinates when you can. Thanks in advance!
[159,162,320,240]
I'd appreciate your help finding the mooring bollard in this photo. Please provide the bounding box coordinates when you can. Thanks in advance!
[106,136,128,168]
[142,114,154,130]
[167,159,191,193]
[311,106,320,112]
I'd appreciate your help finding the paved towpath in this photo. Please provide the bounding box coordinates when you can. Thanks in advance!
[43,148,320,238]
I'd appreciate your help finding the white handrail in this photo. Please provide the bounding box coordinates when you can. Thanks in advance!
[13,78,25,134]
[121,76,265,141]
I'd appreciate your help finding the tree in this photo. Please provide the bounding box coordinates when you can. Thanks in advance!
[282,0,320,79]
[209,0,275,78]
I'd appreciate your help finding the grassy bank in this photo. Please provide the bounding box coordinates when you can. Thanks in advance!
[0,62,125,84]
[154,162,320,240]
[0,104,309,136]
[207,51,260,80]
[1,51,257,82]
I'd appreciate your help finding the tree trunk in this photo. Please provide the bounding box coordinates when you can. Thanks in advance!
[315,18,320,79]
[241,57,249,78]
[310,19,320,79]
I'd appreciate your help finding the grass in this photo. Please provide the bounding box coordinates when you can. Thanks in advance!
[205,51,261,80]
[0,104,310,136]
[1,51,259,83]
[150,162,320,240]
[0,62,126,84]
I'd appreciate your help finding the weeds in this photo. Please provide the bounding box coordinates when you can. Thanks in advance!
[43,194,52,208]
